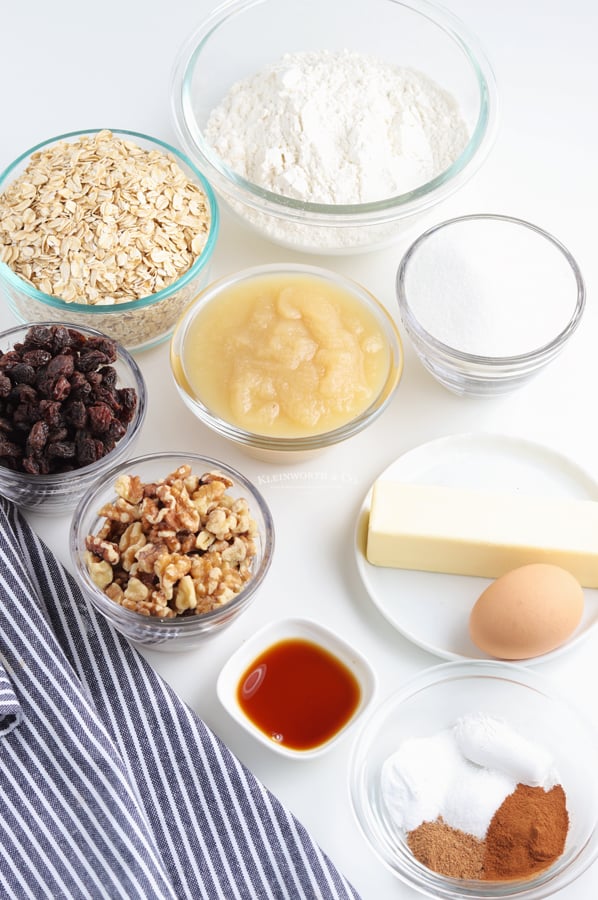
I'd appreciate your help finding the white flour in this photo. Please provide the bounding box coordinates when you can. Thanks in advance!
[205,49,469,205]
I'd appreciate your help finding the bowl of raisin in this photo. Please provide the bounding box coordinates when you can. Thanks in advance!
[0,322,147,515]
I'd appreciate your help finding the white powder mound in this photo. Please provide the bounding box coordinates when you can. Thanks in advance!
[454,713,558,789]
[380,713,559,840]
[205,49,469,205]
[380,727,516,839]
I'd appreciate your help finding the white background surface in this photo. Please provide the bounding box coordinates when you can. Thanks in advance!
[2,1,598,897]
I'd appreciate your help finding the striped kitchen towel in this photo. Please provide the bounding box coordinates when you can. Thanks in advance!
[0,495,361,900]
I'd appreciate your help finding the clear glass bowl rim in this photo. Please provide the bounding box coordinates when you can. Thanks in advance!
[0,320,147,486]
[171,0,499,225]
[70,450,275,630]
[396,213,586,367]
[170,262,404,452]
[349,659,598,900]
[0,128,220,313]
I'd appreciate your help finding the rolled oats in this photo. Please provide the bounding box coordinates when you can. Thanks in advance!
[85,464,259,618]
[0,131,214,350]
[0,130,210,305]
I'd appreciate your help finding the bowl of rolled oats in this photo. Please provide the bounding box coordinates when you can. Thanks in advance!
[70,451,275,650]
[0,129,219,352]
[0,321,147,514]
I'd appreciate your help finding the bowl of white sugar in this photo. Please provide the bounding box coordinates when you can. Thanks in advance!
[171,0,497,255]
[396,214,585,396]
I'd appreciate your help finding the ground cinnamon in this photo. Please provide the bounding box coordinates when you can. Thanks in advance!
[483,783,569,880]
[407,784,569,881]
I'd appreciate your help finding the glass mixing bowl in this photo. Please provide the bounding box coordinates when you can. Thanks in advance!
[0,129,219,352]
[172,0,498,254]
[349,660,598,899]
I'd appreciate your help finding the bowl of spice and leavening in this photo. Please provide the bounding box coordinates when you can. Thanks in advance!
[0,322,146,515]
[396,214,585,396]
[170,263,403,463]
[171,0,497,255]
[70,451,274,651]
[0,129,219,352]
[349,661,598,899]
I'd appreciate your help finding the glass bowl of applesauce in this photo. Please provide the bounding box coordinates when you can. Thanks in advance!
[170,263,404,461]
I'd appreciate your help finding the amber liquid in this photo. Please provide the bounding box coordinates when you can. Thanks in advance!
[237,638,362,751]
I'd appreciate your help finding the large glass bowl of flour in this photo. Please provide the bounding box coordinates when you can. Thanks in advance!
[171,0,498,255]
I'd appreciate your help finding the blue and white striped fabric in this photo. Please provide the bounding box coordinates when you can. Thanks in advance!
[0,495,361,900]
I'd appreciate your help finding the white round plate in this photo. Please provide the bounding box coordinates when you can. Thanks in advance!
[355,432,598,664]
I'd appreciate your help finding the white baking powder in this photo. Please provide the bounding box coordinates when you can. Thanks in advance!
[205,49,469,205]
[380,713,558,840]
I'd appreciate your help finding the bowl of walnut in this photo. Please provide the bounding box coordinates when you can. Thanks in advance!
[0,129,219,353]
[0,321,146,515]
[70,451,275,650]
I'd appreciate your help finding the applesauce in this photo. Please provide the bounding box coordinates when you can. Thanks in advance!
[179,272,393,438]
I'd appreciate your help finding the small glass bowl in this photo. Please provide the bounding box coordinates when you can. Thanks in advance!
[170,263,403,463]
[171,0,497,255]
[349,660,598,899]
[0,129,219,352]
[396,214,585,396]
[0,322,146,515]
[70,451,274,651]
[217,617,376,759]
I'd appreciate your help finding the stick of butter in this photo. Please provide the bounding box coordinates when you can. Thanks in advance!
[365,481,598,586]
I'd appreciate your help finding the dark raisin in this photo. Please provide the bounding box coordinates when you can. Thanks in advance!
[50,326,73,353]
[13,403,42,428]
[47,441,76,459]
[117,388,138,423]
[76,434,104,466]
[64,400,87,429]
[0,374,11,397]
[69,371,92,399]
[86,372,103,388]
[105,419,126,443]
[22,454,51,475]
[98,365,117,388]
[84,336,118,362]
[24,325,54,348]
[47,427,69,443]
[51,376,71,402]
[22,349,52,368]
[0,436,21,458]
[10,383,38,404]
[26,420,49,455]
[87,403,114,434]
[47,353,75,380]
[39,400,64,427]
[77,350,110,372]
[9,363,36,385]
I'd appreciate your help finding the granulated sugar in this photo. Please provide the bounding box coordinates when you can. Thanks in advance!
[402,217,580,356]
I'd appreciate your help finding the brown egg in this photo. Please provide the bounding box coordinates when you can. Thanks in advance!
[469,563,584,660]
